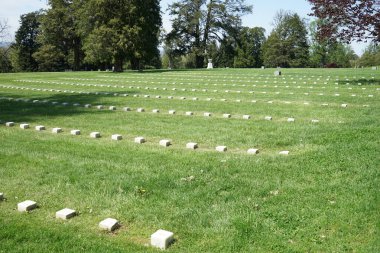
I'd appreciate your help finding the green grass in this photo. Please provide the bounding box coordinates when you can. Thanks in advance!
[0,68,379,252]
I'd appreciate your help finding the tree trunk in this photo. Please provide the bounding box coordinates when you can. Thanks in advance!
[114,55,124,72]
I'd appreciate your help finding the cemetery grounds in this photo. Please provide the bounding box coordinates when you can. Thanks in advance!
[0,68,379,252]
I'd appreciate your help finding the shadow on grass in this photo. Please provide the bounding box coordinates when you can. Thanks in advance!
[337,78,380,86]
[0,91,133,123]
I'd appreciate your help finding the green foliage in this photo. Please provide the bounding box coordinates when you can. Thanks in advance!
[167,0,252,68]
[33,44,66,71]
[357,43,380,67]
[263,11,309,68]
[0,47,12,72]
[309,20,358,68]
[234,27,266,68]
[13,11,42,71]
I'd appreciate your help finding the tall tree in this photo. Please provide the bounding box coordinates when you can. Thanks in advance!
[13,11,42,71]
[308,0,380,43]
[35,0,84,71]
[234,27,266,68]
[81,0,161,71]
[357,43,380,66]
[166,0,251,68]
[263,11,309,68]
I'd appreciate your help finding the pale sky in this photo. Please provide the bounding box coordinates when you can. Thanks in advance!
[0,0,370,56]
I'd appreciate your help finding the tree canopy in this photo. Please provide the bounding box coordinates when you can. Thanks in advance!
[308,0,380,43]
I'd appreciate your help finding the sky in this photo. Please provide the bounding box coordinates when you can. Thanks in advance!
[0,0,370,56]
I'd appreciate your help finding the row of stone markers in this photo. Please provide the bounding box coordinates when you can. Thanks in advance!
[2,121,291,155]
[1,84,369,110]
[0,194,174,250]
[15,79,377,97]
[0,96,329,123]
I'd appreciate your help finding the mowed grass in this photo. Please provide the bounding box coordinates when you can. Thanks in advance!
[0,68,379,252]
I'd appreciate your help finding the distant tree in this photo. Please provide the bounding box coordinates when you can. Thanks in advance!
[309,20,358,68]
[33,44,66,71]
[166,0,252,68]
[12,11,42,71]
[234,27,266,68]
[214,36,236,68]
[0,19,9,42]
[0,19,12,72]
[263,11,309,67]
[357,43,380,66]
[308,0,380,43]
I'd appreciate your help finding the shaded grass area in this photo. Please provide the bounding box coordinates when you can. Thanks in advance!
[0,68,379,252]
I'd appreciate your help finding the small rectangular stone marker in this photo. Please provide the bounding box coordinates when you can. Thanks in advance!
[204,112,212,117]
[0,192,3,201]
[5,122,14,127]
[247,148,259,154]
[156,95,161,99]
[168,96,173,99]
[223,114,231,118]
[84,104,91,108]
[186,142,198,149]
[151,229,174,250]
[97,105,104,109]
[35,125,45,131]
[152,109,160,113]
[265,116,272,121]
[216,146,227,152]
[99,218,119,232]
[111,134,122,140]
[287,118,295,122]
[311,119,319,123]
[52,128,62,133]
[123,107,131,111]
[90,132,101,138]
[56,208,76,220]
[185,111,193,116]
[20,124,29,129]
[73,103,80,107]
[159,139,171,147]
[137,108,145,112]
[341,104,347,108]
[134,137,146,143]
[71,130,81,135]
[109,106,116,110]
[279,150,289,155]
[168,110,176,114]
[18,200,37,212]
[243,115,251,120]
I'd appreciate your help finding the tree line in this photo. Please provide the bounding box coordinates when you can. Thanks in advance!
[0,0,379,73]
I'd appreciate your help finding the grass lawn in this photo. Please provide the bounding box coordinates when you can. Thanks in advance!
[0,68,379,252]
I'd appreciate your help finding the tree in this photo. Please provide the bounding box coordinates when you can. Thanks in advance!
[81,0,161,71]
[0,19,12,72]
[234,27,266,68]
[309,20,358,68]
[166,0,251,68]
[357,43,380,66]
[12,11,42,71]
[36,0,84,71]
[308,0,380,43]
[263,11,309,67]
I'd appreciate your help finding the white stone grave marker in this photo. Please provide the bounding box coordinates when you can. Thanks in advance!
[90,132,101,138]
[185,111,193,116]
[151,229,174,250]
[243,115,251,120]
[216,146,227,152]
[5,122,14,127]
[18,200,37,212]
[247,148,259,154]
[287,118,295,122]
[152,109,160,113]
[123,107,131,111]
[20,124,29,129]
[223,114,231,118]
[137,108,145,112]
[71,130,80,135]
[35,125,45,131]
[204,112,212,117]
[56,208,76,220]
[186,142,198,149]
[99,218,119,231]
[109,106,116,110]
[134,137,146,144]
[279,151,289,155]
[111,134,122,141]
[168,110,176,115]
[265,116,272,121]
[52,128,62,133]
[159,140,171,147]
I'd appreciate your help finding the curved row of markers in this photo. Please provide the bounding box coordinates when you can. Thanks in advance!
[2,121,290,155]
